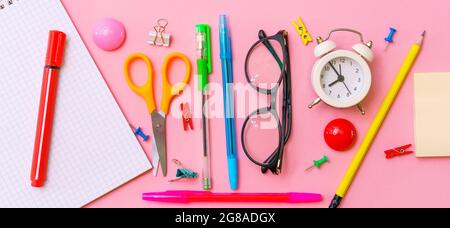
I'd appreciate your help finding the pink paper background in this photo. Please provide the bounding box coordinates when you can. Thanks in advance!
[59,0,450,208]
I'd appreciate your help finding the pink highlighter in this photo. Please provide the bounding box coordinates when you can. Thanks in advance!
[142,191,322,204]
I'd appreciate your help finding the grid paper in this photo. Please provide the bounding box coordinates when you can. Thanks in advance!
[0,0,152,208]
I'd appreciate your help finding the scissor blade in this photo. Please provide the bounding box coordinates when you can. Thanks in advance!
[151,112,167,176]
[151,136,159,176]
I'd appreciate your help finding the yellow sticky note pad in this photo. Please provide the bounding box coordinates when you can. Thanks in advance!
[414,73,450,157]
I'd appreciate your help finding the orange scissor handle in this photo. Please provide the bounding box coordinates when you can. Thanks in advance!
[161,52,192,114]
[124,53,156,114]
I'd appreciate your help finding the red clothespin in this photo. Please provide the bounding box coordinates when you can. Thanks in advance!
[180,103,193,131]
[385,144,413,159]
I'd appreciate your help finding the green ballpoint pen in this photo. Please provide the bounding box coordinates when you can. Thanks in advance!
[195,24,212,190]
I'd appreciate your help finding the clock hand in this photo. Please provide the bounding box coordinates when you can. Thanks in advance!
[337,63,352,95]
[329,64,345,87]
[329,62,340,78]
[343,81,352,95]
[329,79,340,87]
[329,62,353,96]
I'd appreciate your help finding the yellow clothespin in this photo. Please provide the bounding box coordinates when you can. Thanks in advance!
[292,17,313,46]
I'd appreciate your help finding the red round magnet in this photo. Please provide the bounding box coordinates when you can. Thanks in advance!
[324,119,357,151]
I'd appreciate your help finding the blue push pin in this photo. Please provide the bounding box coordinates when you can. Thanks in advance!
[385,27,397,50]
[131,125,150,141]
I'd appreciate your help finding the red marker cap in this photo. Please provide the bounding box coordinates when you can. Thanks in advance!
[45,30,67,67]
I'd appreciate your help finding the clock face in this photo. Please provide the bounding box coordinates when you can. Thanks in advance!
[320,56,364,102]
[312,50,372,109]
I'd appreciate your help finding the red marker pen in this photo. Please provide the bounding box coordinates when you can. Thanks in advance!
[31,31,66,188]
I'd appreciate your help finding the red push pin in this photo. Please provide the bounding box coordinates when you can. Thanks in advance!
[385,144,413,159]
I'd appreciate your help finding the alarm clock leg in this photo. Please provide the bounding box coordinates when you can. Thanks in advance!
[357,104,366,115]
[308,97,322,109]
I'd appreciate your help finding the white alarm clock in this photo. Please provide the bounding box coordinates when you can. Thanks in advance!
[309,29,374,115]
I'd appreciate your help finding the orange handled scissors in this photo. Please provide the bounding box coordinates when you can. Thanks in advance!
[124,53,191,176]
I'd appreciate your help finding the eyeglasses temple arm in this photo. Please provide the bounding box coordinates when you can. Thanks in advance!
[258,30,284,69]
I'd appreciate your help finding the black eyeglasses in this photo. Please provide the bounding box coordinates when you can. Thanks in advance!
[241,30,292,175]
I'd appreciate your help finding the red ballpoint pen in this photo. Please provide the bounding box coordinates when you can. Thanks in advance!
[30,31,66,188]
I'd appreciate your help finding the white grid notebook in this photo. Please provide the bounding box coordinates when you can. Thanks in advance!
[0,0,152,208]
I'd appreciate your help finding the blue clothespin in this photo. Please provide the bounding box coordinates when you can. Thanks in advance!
[385,27,397,50]
[130,125,150,141]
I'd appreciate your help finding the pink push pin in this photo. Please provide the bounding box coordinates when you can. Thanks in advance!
[93,18,126,51]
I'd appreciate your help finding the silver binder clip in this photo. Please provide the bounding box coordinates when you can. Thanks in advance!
[147,19,171,47]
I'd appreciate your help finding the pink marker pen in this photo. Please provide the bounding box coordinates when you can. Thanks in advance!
[142,191,323,204]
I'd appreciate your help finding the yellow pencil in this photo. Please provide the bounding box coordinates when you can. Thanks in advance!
[330,31,426,208]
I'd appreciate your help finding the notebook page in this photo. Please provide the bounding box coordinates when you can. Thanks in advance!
[0,0,151,208]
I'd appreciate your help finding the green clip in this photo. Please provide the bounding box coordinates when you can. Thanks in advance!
[195,24,212,92]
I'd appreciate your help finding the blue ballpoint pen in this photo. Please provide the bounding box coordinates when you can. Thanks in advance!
[219,15,238,190]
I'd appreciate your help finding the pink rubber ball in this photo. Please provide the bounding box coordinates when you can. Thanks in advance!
[93,18,126,51]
